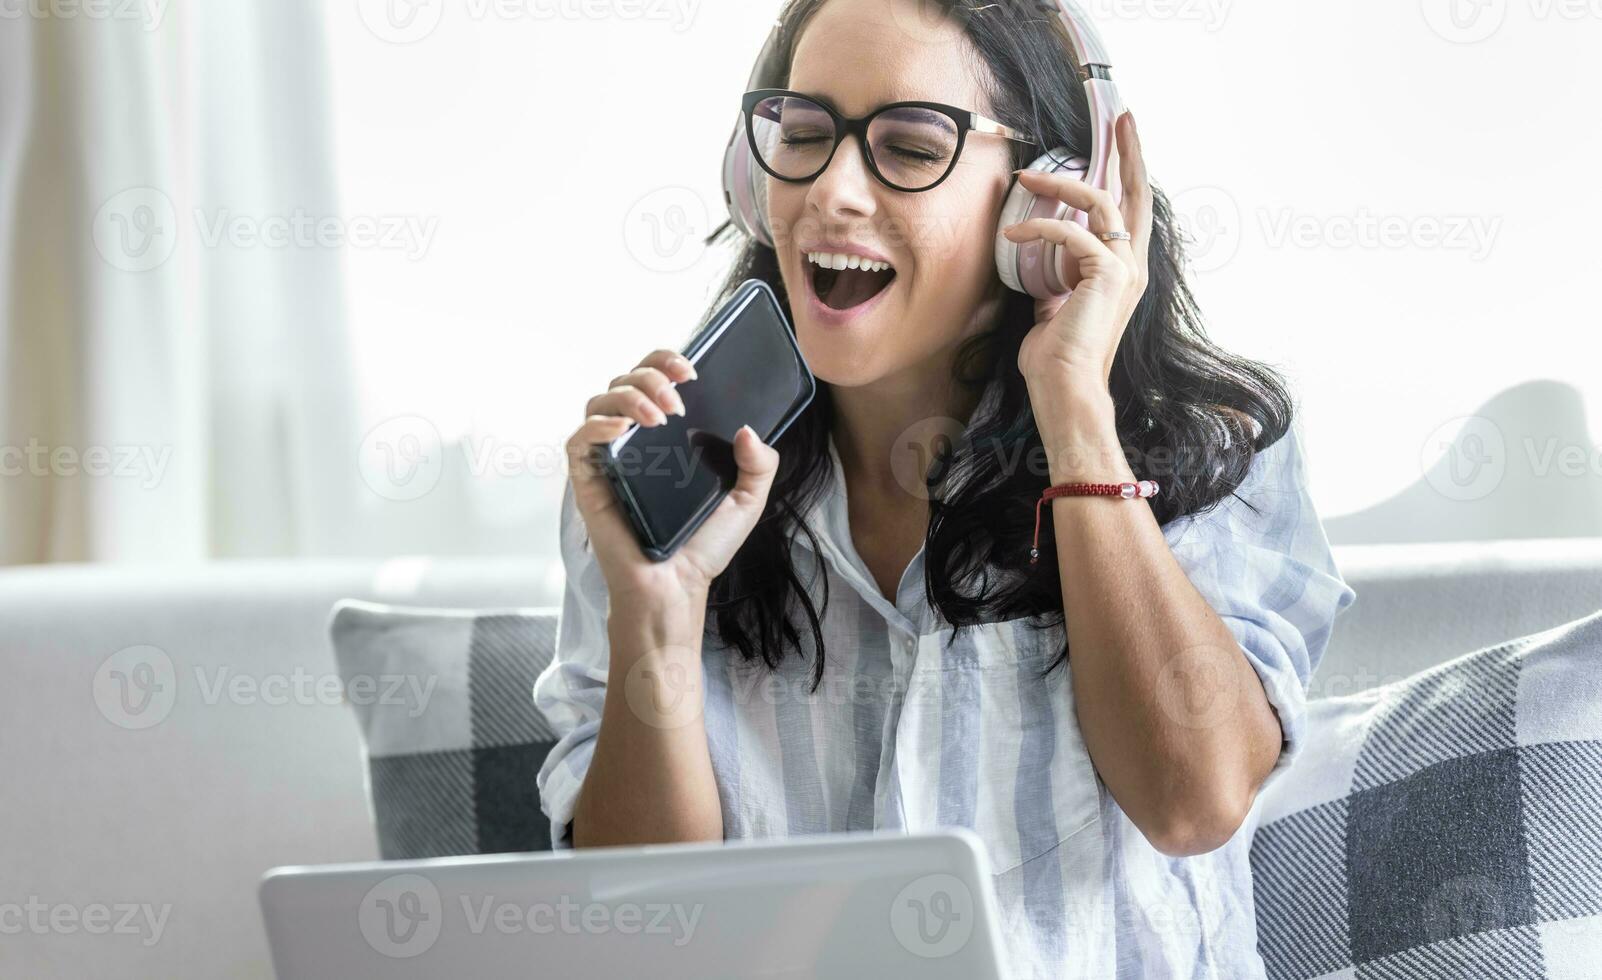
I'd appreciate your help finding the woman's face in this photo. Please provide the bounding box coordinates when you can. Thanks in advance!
[771,0,1015,388]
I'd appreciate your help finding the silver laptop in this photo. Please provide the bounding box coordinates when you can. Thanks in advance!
[260,829,1006,979]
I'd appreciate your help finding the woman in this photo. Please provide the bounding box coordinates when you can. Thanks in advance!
[537,0,1356,976]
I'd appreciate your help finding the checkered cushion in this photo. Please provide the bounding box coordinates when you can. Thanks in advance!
[1249,608,1602,979]
[329,601,560,859]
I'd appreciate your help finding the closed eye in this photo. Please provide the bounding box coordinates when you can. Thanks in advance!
[884,145,942,162]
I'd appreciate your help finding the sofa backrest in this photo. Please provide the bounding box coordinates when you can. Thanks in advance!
[1316,538,1602,698]
[3,542,1598,978]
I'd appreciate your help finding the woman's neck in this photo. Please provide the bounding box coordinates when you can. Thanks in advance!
[829,359,985,503]
[830,287,1006,501]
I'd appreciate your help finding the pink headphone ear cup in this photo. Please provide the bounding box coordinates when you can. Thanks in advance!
[749,162,773,249]
[994,149,1088,299]
[722,118,775,249]
[995,179,1038,295]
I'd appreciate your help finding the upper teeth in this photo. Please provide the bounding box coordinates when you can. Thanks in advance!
[807,252,892,273]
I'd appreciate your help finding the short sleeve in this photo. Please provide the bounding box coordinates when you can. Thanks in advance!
[1160,421,1357,792]
[533,481,613,850]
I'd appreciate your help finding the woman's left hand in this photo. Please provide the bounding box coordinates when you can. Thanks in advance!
[1005,110,1153,391]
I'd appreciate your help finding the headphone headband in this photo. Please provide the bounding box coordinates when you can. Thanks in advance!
[744,1,1111,78]
[1052,0,1113,69]
[720,1,1123,299]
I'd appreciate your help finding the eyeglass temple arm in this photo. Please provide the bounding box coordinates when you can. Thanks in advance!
[971,114,1037,144]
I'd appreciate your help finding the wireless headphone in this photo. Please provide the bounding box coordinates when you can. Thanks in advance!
[719,0,1125,301]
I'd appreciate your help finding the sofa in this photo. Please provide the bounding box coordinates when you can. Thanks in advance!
[4,539,1600,978]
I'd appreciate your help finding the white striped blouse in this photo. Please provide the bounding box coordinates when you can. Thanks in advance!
[536,379,1357,979]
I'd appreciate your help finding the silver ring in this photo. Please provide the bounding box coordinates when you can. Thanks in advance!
[1097,231,1131,242]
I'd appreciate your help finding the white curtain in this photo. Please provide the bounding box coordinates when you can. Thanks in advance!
[5,0,1598,563]
[0,1,360,562]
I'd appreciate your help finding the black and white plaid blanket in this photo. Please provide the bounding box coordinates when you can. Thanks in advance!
[1249,608,1602,979]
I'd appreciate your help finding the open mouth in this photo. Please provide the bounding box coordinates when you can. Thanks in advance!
[807,251,897,312]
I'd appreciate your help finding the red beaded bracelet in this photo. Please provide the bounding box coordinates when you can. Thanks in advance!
[1030,480,1160,564]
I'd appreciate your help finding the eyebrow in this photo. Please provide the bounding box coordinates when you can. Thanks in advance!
[791,90,963,132]
[882,107,958,134]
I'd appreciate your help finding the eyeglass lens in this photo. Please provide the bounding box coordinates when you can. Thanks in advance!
[750,94,960,191]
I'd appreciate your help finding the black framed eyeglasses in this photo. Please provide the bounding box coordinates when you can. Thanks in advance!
[742,88,1038,193]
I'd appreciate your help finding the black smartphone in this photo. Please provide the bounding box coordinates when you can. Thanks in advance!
[593,279,815,562]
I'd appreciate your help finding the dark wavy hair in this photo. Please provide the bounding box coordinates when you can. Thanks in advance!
[695,0,1295,685]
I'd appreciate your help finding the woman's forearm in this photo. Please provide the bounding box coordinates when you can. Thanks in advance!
[570,591,724,848]
[1030,375,1282,857]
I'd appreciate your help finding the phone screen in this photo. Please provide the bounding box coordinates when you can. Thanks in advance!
[605,282,812,555]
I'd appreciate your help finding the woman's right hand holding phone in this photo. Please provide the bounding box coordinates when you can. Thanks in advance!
[564,348,782,608]
[563,348,766,847]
